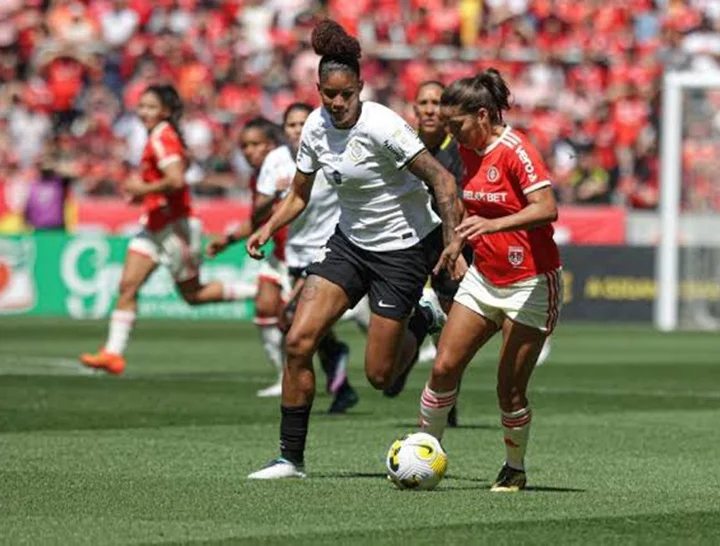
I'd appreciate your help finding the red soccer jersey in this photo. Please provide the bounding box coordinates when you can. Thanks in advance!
[140,121,192,231]
[249,174,287,262]
[458,126,561,286]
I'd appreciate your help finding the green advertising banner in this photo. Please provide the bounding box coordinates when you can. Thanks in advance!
[0,233,259,319]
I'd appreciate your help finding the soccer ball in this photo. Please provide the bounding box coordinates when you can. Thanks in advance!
[386,432,448,490]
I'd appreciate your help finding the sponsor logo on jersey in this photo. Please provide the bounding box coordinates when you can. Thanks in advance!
[487,166,500,183]
[515,146,538,183]
[463,190,508,203]
[508,246,524,267]
[383,138,405,163]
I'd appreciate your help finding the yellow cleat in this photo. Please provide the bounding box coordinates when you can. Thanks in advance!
[490,464,527,492]
[79,350,126,375]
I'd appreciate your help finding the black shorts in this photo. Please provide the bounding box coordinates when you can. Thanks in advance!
[431,244,475,303]
[306,227,443,320]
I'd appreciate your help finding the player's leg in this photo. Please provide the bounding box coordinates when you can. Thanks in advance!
[491,318,545,492]
[172,217,257,304]
[285,271,358,414]
[249,229,368,479]
[491,269,563,492]
[253,277,285,397]
[419,303,499,440]
[79,242,158,374]
[248,275,351,479]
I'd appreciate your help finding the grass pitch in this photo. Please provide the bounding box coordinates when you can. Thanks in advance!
[1,318,719,544]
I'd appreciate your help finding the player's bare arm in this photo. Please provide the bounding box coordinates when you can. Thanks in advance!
[455,187,558,241]
[251,193,277,229]
[125,161,185,197]
[408,150,461,246]
[246,169,316,259]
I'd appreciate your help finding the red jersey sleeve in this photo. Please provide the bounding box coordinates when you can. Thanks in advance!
[151,125,184,171]
[506,134,552,195]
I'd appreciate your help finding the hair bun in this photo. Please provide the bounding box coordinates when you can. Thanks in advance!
[311,19,361,59]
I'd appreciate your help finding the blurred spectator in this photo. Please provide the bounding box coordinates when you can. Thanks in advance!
[0,0,717,221]
[24,153,71,231]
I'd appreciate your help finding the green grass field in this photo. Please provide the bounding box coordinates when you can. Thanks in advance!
[1,318,719,545]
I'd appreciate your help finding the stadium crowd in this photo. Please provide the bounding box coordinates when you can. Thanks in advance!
[1,0,720,225]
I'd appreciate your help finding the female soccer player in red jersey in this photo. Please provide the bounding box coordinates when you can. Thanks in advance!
[419,69,563,492]
[79,85,252,375]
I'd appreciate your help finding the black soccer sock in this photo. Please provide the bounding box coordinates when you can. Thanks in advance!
[280,404,311,466]
[408,304,433,347]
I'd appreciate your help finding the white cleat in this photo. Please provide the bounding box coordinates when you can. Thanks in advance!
[247,458,306,480]
[536,337,552,366]
[418,338,437,363]
[256,378,282,398]
[419,289,447,335]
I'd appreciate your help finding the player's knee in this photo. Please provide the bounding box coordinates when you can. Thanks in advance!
[285,328,315,361]
[118,279,141,303]
[365,367,392,390]
[431,352,460,387]
[180,290,202,306]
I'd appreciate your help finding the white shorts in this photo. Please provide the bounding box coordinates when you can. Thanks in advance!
[257,253,291,298]
[128,217,203,283]
[454,265,563,334]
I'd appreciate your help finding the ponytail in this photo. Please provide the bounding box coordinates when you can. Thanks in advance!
[440,68,512,124]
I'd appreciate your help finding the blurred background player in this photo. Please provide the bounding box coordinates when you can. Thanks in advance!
[254,102,362,414]
[79,85,253,375]
[382,80,472,428]
[419,69,562,492]
[207,118,289,397]
[245,19,462,480]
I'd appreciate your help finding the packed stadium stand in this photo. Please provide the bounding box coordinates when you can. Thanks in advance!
[0,0,719,228]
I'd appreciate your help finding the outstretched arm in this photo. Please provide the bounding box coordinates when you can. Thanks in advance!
[408,150,462,246]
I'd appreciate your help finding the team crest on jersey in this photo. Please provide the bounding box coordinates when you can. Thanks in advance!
[487,166,500,183]
[508,246,524,267]
[348,140,364,163]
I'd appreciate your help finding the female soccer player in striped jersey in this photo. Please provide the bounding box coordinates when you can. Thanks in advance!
[419,69,563,492]
[253,102,362,414]
[245,19,462,479]
[79,85,253,375]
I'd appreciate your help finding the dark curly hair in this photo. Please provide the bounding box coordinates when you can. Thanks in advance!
[144,84,186,149]
[311,19,361,82]
[440,68,512,125]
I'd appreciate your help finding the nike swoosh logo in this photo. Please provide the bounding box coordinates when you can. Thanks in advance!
[417,445,434,457]
[378,300,395,308]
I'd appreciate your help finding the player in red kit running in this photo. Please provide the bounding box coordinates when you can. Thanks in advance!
[418,69,563,492]
[80,85,253,375]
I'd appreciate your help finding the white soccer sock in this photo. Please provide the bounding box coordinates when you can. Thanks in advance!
[105,310,135,355]
[419,384,457,440]
[258,323,284,374]
[501,407,532,471]
[222,281,257,301]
